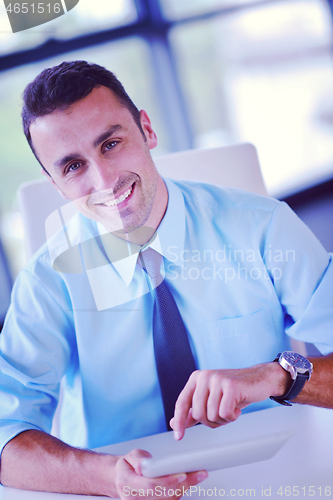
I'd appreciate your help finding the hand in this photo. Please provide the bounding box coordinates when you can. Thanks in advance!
[170,363,290,440]
[115,448,208,500]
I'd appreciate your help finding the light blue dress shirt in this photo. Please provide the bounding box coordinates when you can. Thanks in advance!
[0,179,332,455]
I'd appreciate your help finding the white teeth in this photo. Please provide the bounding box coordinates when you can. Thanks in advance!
[102,186,133,207]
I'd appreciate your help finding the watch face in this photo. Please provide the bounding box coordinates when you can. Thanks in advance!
[282,351,312,372]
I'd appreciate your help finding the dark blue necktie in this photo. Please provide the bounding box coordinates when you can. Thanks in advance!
[140,248,197,430]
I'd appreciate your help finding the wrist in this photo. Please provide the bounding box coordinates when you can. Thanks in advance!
[70,449,120,497]
[269,352,314,405]
[94,452,121,497]
[268,361,292,398]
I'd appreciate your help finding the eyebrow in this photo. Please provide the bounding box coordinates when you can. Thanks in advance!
[53,125,123,170]
[93,124,123,148]
[54,153,81,170]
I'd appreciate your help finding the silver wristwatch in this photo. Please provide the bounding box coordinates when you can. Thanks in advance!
[270,351,313,406]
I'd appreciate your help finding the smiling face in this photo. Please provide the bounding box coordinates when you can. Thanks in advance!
[30,86,168,240]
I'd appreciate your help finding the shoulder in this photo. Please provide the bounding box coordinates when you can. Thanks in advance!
[23,211,97,280]
[168,179,280,215]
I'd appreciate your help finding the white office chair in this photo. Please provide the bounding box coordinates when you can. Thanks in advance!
[18,143,267,259]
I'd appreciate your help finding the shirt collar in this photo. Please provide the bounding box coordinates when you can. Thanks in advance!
[96,178,186,286]
[152,178,186,268]
[96,223,142,287]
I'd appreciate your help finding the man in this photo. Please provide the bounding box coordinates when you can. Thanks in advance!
[0,60,332,498]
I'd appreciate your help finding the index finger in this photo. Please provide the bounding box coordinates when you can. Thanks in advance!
[171,375,197,440]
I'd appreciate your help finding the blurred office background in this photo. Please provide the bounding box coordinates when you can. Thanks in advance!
[0,0,333,328]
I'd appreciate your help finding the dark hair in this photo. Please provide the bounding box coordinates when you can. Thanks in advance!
[22,60,145,171]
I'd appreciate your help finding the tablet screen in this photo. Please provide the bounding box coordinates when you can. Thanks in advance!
[141,429,293,478]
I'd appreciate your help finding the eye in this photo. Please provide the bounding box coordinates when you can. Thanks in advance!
[66,162,82,174]
[104,140,118,152]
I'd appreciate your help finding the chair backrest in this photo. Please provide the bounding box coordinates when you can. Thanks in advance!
[17,143,267,259]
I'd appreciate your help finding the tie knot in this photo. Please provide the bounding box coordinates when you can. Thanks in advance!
[140,248,164,288]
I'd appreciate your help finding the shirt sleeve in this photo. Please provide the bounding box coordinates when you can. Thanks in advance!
[263,201,333,354]
[0,264,74,457]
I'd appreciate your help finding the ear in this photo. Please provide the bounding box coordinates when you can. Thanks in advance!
[40,168,69,200]
[140,110,158,150]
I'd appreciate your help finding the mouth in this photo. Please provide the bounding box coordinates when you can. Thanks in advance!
[97,183,135,209]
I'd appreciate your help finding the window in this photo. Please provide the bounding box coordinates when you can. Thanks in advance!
[170,0,333,195]
[161,0,264,20]
[0,0,137,55]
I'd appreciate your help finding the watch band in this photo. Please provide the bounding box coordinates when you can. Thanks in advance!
[269,356,310,406]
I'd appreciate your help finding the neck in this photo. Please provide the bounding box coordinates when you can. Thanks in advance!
[113,177,168,246]
[113,226,156,246]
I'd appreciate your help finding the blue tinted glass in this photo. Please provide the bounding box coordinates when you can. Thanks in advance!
[0,0,137,55]
[170,0,333,196]
[161,0,263,20]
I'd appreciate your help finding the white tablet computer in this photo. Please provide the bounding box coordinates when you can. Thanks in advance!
[140,429,292,478]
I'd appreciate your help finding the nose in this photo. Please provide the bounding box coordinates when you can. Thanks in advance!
[89,158,118,194]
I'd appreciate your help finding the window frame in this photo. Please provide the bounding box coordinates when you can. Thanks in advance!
[3,0,331,152]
